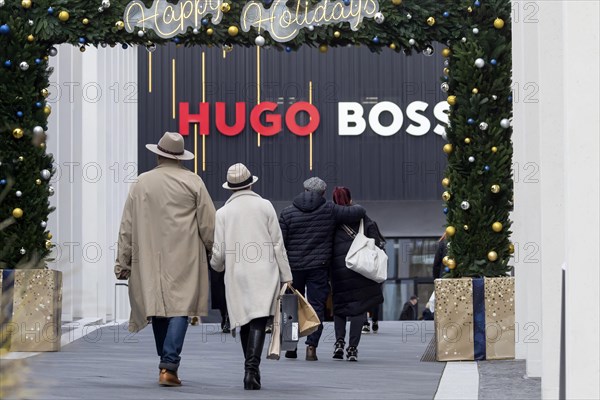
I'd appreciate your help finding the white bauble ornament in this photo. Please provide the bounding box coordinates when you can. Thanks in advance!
[374,12,385,24]
[255,35,265,47]
[307,25,314,31]
[40,169,51,180]
[440,82,449,92]
[461,37,467,43]
[146,43,156,52]
[41,221,47,228]
[479,122,488,131]
[474,58,485,68]
[461,201,470,210]
[102,0,110,8]
[28,19,34,26]
[33,126,44,135]
[137,30,145,37]
[192,28,199,34]
[408,38,415,46]
[48,186,55,196]
[468,156,475,163]
[20,61,29,71]
[16,190,22,197]
[20,247,26,255]
[500,118,511,129]
[473,28,479,34]
[406,13,412,19]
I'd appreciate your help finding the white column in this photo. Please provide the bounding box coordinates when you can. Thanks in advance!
[47,45,137,323]
[563,1,600,399]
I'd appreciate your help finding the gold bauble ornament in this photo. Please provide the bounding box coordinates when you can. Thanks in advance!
[494,18,505,29]
[508,243,515,254]
[445,226,456,236]
[447,259,457,269]
[206,28,214,35]
[442,191,451,201]
[464,137,471,144]
[47,233,53,239]
[491,184,501,193]
[467,6,473,13]
[83,18,90,25]
[18,156,24,162]
[392,0,402,5]
[426,17,435,26]
[12,208,24,218]
[41,88,49,97]
[319,44,328,53]
[45,240,52,250]
[443,143,453,154]
[115,21,125,30]
[443,67,450,75]
[44,56,49,61]
[58,11,70,22]
[472,88,479,94]
[492,222,503,232]
[12,128,24,139]
[447,95,457,105]
[43,105,52,116]
[40,143,46,149]
[27,34,35,42]
[442,255,450,266]
[35,179,42,185]
[442,178,450,187]
[390,43,396,50]
[441,48,451,57]
[491,146,498,153]
[228,26,239,36]
[487,251,498,261]
[463,225,469,231]
[21,0,32,9]
[220,2,231,13]
[334,31,341,38]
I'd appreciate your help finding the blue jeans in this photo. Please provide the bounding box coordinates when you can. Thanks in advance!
[291,268,330,348]
[152,316,188,372]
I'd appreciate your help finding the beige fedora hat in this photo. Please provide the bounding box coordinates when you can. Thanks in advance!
[222,163,259,190]
[145,131,194,161]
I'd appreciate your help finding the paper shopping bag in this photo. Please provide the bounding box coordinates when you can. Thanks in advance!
[289,286,320,337]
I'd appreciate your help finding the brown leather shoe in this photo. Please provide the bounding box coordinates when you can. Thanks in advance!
[306,345,318,361]
[159,369,182,386]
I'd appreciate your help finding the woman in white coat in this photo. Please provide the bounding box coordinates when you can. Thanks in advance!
[211,163,293,390]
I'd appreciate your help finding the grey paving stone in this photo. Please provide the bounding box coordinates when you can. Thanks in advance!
[478,359,541,400]
[9,321,445,400]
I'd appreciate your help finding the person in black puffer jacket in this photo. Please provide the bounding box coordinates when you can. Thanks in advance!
[330,187,384,362]
[279,177,366,361]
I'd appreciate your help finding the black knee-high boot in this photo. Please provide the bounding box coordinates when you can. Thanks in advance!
[244,320,267,390]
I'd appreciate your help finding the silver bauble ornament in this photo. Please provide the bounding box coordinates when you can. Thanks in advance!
[0,0,5,7]
[408,38,416,46]
[307,25,314,31]
[374,12,385,24]
[444,59,449,66]
[16,190,22,197]
[406,13,412,19]
[28,19,34,26]
[460,201,470,210]
[461,37,467,43]
[20,61,29,71]
[137,30,145,37]
[468,156,475,163]
[20,247,26,255]
[440,82,449,92]
[41,221,47,228]
[500,118,511,129]
[40,169,51,180]
[48,186,55,196]
[49,47,58,57]
[146,43,156,52]
[100,42,108,48]
[255,35,265,47]
[479,122,488,131]
[492,95,498,100]
[102,0,110,8]
[33,126,44,135]
[473,28,479,34]
[192,28,199,34]
[423,45,434,56]
[474,58,485,68]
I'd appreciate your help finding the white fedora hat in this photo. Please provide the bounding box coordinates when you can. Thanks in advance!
[145,131,195,161]
[222,163,259,190]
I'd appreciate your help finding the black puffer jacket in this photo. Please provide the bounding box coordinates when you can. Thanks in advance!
[279,191,366,271]
[331,216,385,317]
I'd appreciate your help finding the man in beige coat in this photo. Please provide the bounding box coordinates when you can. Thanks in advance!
[115,132,215,387]
[211,163,292,390]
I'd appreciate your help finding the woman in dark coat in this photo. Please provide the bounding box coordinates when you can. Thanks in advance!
[330,187,384,361]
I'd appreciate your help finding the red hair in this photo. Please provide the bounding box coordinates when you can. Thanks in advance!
[332,186,352,206]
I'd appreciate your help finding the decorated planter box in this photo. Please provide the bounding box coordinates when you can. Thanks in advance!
[434,277,514,361]
[0,269,62,352]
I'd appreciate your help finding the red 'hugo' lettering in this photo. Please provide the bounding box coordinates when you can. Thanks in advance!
[179,102,320,137]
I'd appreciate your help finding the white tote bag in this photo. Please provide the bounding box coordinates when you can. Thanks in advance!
[343,220,388,283]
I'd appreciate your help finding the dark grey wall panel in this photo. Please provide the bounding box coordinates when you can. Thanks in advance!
[137,43,447,234]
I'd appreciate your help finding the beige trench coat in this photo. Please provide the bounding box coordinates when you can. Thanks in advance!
[115,160,215,332]
[210,190,293,329]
